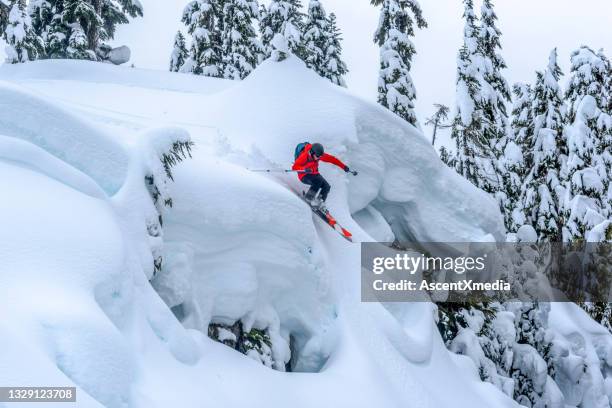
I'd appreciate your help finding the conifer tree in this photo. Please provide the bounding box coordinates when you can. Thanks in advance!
[260,0,304,59]
[181,0,223,77]
[169,30,188,72]
[476,0,514,227]
[479,0,511,156]
[4,0,42,63]
[511,83,534,167]
[28,0,62,57]
[563,46,610,240]
[28,0,142,60]
[257,2,267,63]
[506,83,534,230]
[595,49,612,216]
[302,0,328,75]
[439,146,456,168]
[63,0,98,59]
[372,0,427,126]
[425,103,450,146]
[521,49,566,241]
[497,137,524,232]
[508,301,557,407]
[221,0,261,80]
[1,0,9,34]
[323,12,347,87]
[451,1,496,192]
[565,46,607,123]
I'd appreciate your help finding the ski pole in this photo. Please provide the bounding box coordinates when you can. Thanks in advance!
[249,169,309,173]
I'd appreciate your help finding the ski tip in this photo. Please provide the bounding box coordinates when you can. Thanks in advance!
[341,228,353,242]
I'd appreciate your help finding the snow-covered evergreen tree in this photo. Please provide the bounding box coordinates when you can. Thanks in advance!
[221,0,261,80]
[438,146,456,168]
[169,30,188,72]
[301,3,348,86]
[0,0,9,34]
[302,0,327,75]
[582,302,612,333]
[507,302,558,407]
[595,49,612,217]
[28,0,60,57]
[269,32,288,62]
[260,0,304,59]
[521,49,567,241]
[478,0,514,227]
[478,0,511,155]
[563,46,611,241]
[566,46,608,123]
[438,302,514,397]
[372,0,427,126]
[63,0,98,59]
[181,0,223,77]
[511,83,534,166]
[505,83,534,230]
[497,136,524,232]
[323,12,347,87]
[28,0,142,60]
[4,0,42,63]
[439,232,572,407]
[450,0,497,192]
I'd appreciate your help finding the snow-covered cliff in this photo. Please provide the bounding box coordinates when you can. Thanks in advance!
[10,55,612,407]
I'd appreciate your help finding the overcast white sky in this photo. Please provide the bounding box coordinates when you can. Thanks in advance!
[119,0,612,147]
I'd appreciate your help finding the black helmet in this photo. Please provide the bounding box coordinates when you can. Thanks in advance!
[311,143,324,157]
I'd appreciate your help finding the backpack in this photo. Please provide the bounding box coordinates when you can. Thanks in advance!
[294,142,310,160]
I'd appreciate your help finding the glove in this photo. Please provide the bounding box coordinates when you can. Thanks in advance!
[304,168,313,173]
[344,166,358,176]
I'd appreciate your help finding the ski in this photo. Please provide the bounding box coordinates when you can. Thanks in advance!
[299,192,353,242]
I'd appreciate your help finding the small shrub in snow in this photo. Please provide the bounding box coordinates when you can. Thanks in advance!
[169,30,188,72]
[208,321,283,371]
[141,128,194,226]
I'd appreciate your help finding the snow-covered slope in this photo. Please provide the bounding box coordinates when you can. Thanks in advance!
[0,58,517,407]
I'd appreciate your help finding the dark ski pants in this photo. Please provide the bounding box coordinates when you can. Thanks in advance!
[302,174,331,201]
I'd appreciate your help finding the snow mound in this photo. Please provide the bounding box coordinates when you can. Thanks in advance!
[0,59,233,94]
[205,56,506,243]
[0,80,128,195]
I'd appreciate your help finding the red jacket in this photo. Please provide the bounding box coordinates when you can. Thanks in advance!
[292,144,347,180]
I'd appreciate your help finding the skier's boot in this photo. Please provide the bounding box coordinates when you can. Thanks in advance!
[314,197,328,213]
[304,190,316,206]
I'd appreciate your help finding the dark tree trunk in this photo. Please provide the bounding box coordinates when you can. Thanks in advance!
[88,0,102,53]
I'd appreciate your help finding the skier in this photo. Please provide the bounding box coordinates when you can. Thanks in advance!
[292,142,357,210]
